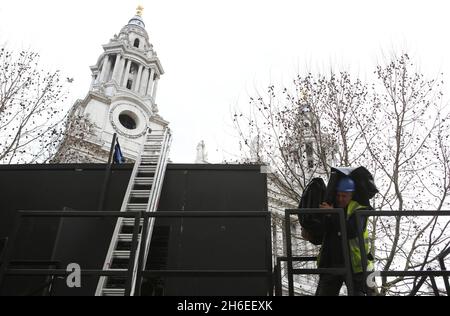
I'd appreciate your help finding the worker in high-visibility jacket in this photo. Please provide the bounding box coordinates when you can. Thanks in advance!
[315,176,374,296]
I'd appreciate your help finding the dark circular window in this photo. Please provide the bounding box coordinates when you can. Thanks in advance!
[119,113,137,130]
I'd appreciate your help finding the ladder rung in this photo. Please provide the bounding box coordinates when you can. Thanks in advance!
[98,128,170,297]
[141,155,159,160]
[113,250,131,259]
[122,218,144,226]
[134,177,153,186]
[117,234,140,242]
[142,151,161,155]
[138,165,157,173]
[144,144,162,149]
[141,159,159,164]
[130,190,151,198]
[102,288,125,296]
[126,204,147,211]
[146,137,164,142]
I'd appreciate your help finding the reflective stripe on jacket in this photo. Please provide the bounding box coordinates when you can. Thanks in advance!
[346,200,374,273]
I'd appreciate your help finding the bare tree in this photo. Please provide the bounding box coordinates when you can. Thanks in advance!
[0,47,72,163]
[232,70,370,295]
[232,53,450,295]
[357,53,450,295]
[232,71,368,203]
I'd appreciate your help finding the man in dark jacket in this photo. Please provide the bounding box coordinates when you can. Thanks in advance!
[315,176,374,296]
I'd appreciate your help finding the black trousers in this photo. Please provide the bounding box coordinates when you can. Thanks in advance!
[315,273,373,296]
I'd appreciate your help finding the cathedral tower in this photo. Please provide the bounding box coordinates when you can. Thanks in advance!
[55,6,168,162]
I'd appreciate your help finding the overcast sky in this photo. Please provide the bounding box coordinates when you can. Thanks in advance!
[1,0,450,163]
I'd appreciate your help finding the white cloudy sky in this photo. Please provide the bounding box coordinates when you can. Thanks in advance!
[1,0,450,163]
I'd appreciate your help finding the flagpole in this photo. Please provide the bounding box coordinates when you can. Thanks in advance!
[98,133,117,212]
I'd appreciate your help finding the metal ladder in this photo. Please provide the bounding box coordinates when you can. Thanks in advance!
[95,127,172,296]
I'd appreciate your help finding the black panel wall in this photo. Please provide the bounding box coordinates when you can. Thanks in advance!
[0,164,131,296]
[0,164,270,296]
[147,165,270,296]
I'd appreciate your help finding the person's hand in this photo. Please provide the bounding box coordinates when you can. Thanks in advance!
[319,202,333,209]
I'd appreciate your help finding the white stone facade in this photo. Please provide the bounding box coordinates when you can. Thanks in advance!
[55,10,169,163]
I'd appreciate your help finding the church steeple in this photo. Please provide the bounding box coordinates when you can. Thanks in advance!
[89,7,164,111]
[53,7,169,163]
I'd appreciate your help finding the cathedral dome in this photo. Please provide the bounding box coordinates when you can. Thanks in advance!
[128,15,145,29]
[118,6,150,43]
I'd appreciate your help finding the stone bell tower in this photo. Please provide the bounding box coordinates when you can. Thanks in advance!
[54,6,168,163]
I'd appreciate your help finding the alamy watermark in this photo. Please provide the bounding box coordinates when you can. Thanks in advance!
[66,263,81,288]
[366,270,381,288]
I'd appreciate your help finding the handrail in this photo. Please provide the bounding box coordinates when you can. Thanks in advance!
[354,210,450,296]
[0,209,272,296]
[279,209,450,296]
[284,208,354,296]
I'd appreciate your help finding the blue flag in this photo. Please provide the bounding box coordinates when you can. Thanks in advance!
[113,140,126,164]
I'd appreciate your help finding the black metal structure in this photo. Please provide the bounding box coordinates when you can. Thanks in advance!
[0,210,272,296]
[273,256,317,296]
[279,209,450,296]
[0,163,269,296]
[97,132,117,212]
[354,210,450,296]
[438,245,450,294]
[283,208,354,296]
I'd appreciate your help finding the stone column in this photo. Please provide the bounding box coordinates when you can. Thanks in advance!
[99,55,109,82]
[151,77,159,100]
[121,59,132,87]
[134,65,144,93]
[111,54,122,84]
[105,55,113,82]
[139,67,149,95]
[146,68,155,96]
[90,73,96,89]
[117,57,126,85]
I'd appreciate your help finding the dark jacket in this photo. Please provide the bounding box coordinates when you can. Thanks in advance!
[317,201,371,269]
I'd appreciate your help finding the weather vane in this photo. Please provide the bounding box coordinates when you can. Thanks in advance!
[136,5,144,17]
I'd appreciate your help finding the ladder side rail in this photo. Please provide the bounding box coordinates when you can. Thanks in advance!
[147,128,171,213]
[129,128,171,295]
[141,129,172,272]
[95,132,148,296]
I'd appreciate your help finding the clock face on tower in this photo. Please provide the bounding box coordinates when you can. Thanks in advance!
[109,103,148,139]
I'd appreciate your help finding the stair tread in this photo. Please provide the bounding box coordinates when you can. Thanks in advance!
[117,234,141,242]
[102,288,125,296]
[113,250,131,259]
[122,218,144,225]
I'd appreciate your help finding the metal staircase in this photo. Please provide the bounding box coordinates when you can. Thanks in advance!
[95,127,172,296]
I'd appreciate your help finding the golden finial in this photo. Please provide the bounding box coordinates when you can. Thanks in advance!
[136,5,144,17]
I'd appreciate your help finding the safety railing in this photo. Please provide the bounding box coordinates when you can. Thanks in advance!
[354,210,450,296]
[3,261,61,296]
[0,210,272,296]
[0,211,143,296]
[281,209,450,296]
[273,256,317,296]
[283,208,354,296]
[438,245,450,294]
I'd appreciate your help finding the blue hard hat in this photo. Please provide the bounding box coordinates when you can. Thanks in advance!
[337,177,355,192]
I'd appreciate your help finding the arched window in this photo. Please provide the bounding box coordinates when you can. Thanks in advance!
[133,38,140,48]
[126,79,133,90]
